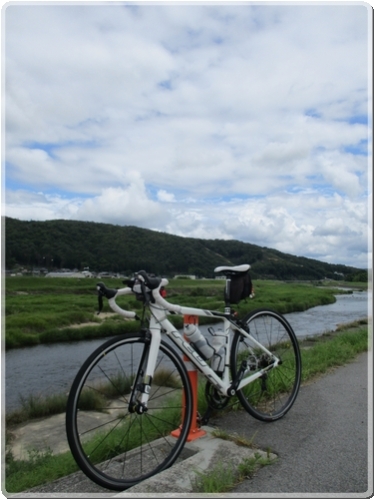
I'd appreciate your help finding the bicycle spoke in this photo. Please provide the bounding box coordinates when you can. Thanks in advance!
[231,309,301,421]
[78,414,128,437]
[66,334,192,490]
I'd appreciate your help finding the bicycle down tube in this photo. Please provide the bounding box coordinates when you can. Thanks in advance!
[106,283,280,404]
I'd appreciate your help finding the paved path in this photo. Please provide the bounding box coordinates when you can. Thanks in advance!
[210,351,372,496]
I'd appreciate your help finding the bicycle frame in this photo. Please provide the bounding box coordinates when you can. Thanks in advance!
[106,279,280,408]
[66,267,301,493]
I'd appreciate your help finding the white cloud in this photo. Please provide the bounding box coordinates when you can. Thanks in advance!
[3,3,372,268]
[73,173,168,227]
[157,190,176,203]
[5,190,83,221]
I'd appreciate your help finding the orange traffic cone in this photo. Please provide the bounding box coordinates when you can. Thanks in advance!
[171,315,206,441]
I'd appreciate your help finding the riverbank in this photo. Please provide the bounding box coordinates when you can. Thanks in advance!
[5,284,370,414]
[5,277,363,350]
[5,320,369,494]
[5,317,369,427]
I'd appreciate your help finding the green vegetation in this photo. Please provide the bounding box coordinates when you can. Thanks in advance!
[5,275,355,349]
[192,453,275,493]
[6,368,170,426]
[5,276,137,349]
[8,393,68,426]
[6,390,184,493]
[5,447,78,494]
[299,321,369,381]
[5,216,366,280]
[77,393,183,468]
[210,428,257,448]
[5,321,369,493]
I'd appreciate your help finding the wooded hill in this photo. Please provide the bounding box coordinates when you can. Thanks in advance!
[4,217,365,281]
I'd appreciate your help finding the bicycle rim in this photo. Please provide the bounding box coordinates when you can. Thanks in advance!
[66,333,192,491]
[231,309,301,421]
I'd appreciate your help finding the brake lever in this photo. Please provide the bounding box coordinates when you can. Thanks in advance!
[97,282,111,315]
[97,296,103,315]
[97,288,104,315]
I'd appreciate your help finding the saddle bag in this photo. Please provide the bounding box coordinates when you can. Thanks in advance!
[228,271,253,304]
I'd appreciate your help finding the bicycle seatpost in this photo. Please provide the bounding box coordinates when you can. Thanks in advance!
[224,276,232,315]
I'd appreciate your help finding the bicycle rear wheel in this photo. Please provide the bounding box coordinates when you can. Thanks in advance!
[66,332,192,491]
[231,309,301,421]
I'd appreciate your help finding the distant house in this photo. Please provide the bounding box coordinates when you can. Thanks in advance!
[45,272,90,278]
[173,275,196,280]
[97,272,115,279]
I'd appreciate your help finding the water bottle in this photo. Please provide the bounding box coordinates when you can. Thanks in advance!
[184,323,215,360]
[209,328,226,373]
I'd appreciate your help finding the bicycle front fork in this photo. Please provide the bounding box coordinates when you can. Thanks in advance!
[128,327,161,414]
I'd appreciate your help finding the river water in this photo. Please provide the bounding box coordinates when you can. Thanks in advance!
[5,290,370,412]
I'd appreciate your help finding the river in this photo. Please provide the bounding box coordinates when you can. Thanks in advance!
[5,290,370,412]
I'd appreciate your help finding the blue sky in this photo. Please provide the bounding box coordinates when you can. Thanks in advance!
[3,3,372,269]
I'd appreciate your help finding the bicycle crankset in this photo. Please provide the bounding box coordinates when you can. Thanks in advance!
[200,382,232,425]
[205,381,231,410]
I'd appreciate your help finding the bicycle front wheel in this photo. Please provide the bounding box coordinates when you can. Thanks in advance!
[66,332,192,491]
[231,309,301,422]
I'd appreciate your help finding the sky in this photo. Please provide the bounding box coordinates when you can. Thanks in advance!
[3,2,372,269]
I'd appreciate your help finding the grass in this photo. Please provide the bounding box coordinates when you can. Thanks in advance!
[77,404,181,467]
[211,428,258,448]
[5,276,357,349]
[6,367,176,426]
[5,447,78,494]
[153,368,182,388]
[193,429,275,493]
[5,376,185,493]
[15,393,68,423]
[6,386,98,427]
[192,452,275,493]
[300,326,369,381]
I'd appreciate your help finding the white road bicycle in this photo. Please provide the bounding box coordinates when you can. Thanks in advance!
[66,265,301,491]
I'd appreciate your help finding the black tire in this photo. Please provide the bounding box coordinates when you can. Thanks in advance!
[66,332,192,491]
[231,309,301,421]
